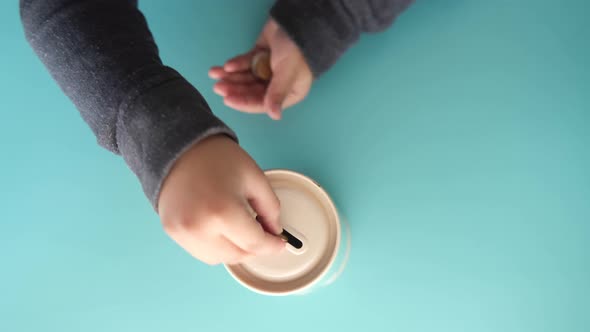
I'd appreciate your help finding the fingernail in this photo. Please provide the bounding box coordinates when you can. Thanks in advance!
[269,109,282,120]
[224,63,236,71]
[272,102,282,113]
[213,85,226,97]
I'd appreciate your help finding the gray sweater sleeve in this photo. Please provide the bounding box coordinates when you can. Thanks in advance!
[20,0,236,209]
[270,0,414,77]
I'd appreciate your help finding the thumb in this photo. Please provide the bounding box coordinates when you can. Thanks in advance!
[264,66,295,120]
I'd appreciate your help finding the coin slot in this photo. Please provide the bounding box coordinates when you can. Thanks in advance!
[281,229,303,250]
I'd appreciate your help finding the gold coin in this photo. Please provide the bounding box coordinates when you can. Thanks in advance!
[279,232,289,242]
[251,51,272,81]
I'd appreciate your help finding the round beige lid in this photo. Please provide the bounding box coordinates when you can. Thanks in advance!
[226,170,341,295]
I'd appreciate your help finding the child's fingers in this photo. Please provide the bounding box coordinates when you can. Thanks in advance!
[208,66,226,79]
[217,236,251,265]
[247,173,283,236]
[224,51,256,72]
[209,67,259,83]
[223,207,284,256]
[214,81,266,99]
[219,71,258,84]
[223,95,265,114]
[264,66,296,120]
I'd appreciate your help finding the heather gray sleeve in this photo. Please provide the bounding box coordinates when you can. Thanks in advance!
[270,0,415,77]
[20,0,236,209]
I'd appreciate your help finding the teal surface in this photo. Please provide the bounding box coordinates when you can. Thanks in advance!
[1,1,589,331]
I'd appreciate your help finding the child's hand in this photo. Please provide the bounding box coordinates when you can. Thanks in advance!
[209,18,313,120]
[158,135,285,265]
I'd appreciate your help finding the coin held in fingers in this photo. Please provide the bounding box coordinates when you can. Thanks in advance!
[251,51,272,81]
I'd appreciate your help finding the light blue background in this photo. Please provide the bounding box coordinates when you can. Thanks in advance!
[1,1,589,331]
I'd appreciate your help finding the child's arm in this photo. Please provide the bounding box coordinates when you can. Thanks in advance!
[210,0,414,117]
[20,0,285,264]
[270,0,415,77]
[20,0,233,207]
